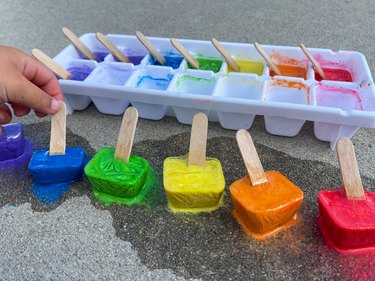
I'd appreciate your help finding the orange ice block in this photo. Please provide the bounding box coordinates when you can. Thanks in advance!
[230,129,303,238]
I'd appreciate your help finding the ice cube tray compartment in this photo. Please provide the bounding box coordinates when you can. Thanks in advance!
[213,73,265,130]
[168,70,217,124]
[264,78,311,137]
[125,65,175,120]
[53,33,375,148]
[56,58,97,111]
[84,62,135,114]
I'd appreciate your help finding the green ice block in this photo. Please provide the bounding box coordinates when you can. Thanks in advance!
[84,147,149,200]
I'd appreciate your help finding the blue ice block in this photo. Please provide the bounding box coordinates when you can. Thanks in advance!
[28,147,86,184]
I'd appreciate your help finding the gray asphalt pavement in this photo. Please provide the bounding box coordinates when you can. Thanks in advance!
[1,1,375,280]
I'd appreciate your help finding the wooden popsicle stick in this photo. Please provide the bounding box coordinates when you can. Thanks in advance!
[300,43,326,80]
[188,112,208,166]
[135,31,165,65]
[336,138,365,200]
[236,129,268,185]
[0,125,2,135]
[114,107,139,162]
[254,42,281,76]
[211,38,240,72]
[32,49,72,80]
[171,38,200,70]
[62,27,97,61]
[96,32,130,63]
[49,101,66,155]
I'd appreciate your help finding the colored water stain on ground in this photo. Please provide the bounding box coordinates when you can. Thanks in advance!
[32,181,73,204]
[67,65,94,81]
[111,132,375,280]
[2,122,375,280]
[188,58,223,73]
[229,60,264,75]
[135,74,173,90]
[315,68,353,82]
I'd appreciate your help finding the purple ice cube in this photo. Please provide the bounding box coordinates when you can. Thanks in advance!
[128,55,145,65]
[67,65,94,81]
[93,50,109,62]
[0,123,32,168]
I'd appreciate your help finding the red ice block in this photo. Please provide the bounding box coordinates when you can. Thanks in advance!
[318,188,375,254]
[318,138,375,254]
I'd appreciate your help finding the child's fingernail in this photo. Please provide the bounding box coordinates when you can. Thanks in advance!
[51,99,60,112]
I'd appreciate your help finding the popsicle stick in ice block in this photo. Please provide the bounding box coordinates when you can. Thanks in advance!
[114,106,138,162]
[62,27,97,61]
[170,38,200,70]
[136,31,166,65]
[254,42,281,76]
[32,49,72,80]
[300,43,326,80]
[163,113,225,213]
[211,38,240,72]
[85,107,154,206]
[29,101,87,184]
[318,138,375,254]
[49,100,66,155]
[96,32,130,63]
[230,129,304,239]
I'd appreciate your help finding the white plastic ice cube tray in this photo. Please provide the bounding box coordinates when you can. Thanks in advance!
[54,33,375,148]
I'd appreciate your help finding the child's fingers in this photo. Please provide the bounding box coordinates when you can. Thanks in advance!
[9,77,60,114]
[22,53,64,101]
[10,102,31,117]
[0,103,12,125]
[35,110,47,118]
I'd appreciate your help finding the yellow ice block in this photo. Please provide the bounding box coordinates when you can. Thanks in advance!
[163,155,225,213]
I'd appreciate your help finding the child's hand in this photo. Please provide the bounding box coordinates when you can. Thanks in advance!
[0,45,63,125]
